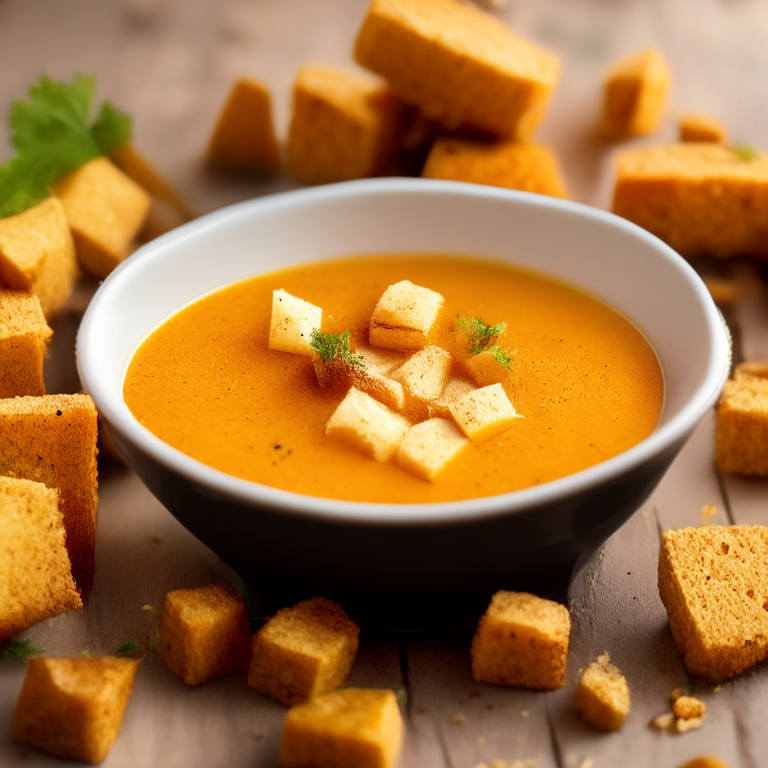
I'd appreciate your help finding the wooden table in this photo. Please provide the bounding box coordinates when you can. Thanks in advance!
[2,1,768,766]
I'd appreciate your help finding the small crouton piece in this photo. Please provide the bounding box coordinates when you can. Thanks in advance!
[269,289,323,357]
[396,418,469,481]
[658,526,768,681]
[354,0,560,140]
[0,477,81,640]
[429,376,476,419]
[358,346,409,375]
[53,157,151,278]
[325,387,411,462]
[314,356,405,412]
[12,656,139,764]
[600,48,670,140]
[157,583,251,686]
[0,197,78,319]
[369,280,444,350]
[471,590,570,690]
[279,688,402,768]
[679,113,727,144]
[676,716,704,733]
[207,77,280,174]
[465,349,514,390]
[449,383,521,443]
[573,653,630,731]
[249,596,359,706]
[390,345,452,419]
[673,695,706,720]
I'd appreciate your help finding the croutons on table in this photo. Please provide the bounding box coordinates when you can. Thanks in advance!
[573,652,630,731]
[369,280,444,351]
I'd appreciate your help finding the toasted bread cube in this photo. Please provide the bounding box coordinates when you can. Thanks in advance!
[12,656,139,764]
[679,113,727,144]
[0,197,78,319]
[325,387,411,462]
[369,280,444,351]
[249,596,360,706]
[53,157,151,278]
[358,346,409,375]
[465,349,514,390]
[471,590,570,690]
[280,688,402,768]
[390,345,452,419]
[673,695,706,720]
[269,289,323,357]
[0,477,81,640]
[354,0,560,140]
[207,77,280,174]
[735,361,768,380]
[0,394,98,595]
[658,526,768,681]
[429,376,476,419]
[449,383,521,443]
[573,653,630,731]
[313,356,406,412]
[396,418,468,481]
[601,48,670,140]
[157,583,251,686]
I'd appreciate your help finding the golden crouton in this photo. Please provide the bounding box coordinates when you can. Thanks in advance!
[673,695,706,720]
[658,526,768,681]
[0,394,98,596]
[269,289,323,357]
[464,348,514,390]
[679,113,727,144]
[279,688,402,768]
[0,290,52,398]
[612,144,768,257]
[354,0,560,140]
[429,376,476,419]
[471,590,570,690]
[390,345,452,419]
[0,477,81,640]
[12,656,139,764]
[207,76,280,174]
[573,652,630,731]
[449,383,521,443]
[369,280,444,350]
[735,361,768,380]
[249,596,359,706]
[396,418,469,481]
[422,138,568,199]
[600,48,670,140]
[0,197,78,319]
[313,355,405,412]
[53,156,151,278]
[287,64,403,184]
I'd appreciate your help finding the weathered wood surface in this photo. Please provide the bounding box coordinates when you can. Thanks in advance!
[2,0,768,766]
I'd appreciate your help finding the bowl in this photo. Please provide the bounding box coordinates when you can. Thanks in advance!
[77,179,730,619]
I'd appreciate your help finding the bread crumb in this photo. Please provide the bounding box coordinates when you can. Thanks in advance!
[673,695,706,720]
[650,712,675,730]
[670,687,687,700]
[676,716,704,733]
[701,505,717,525]
[573,652,630,731]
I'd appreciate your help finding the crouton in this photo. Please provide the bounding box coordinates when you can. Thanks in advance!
[12,656,139,764]
[0,197,78,319]
[612,144,768,257]
[354,0,560,140]
[735,361,768,380]
[248,596,359,706]
[157,583,252,686]
[207,76,280,174]
[358,346,409,375]
[269,289,323,357]
[600,48,670,140]
[429,376,476,419]
[449,383,521,443]
[573,652,630,731]
[390,345,452,419]
[0,290,52,398]
[0,477,81,640]
[673,695,706,720]
[679,113,727,144]
[465,348,514,390]
[396,418,468,481]
[0,394,98,595]
[52,157,151,278]
[658,526,768,681]
[313,355,405,412]
[471,590,570,690]
[369,280,444,350]
[279,688,402,768]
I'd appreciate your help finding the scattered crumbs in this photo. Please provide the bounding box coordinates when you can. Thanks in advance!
[676,716,704,733]
[453,713,466,725]
[141,604,154,611]
[713,685,723,694]
[650,712,675,730]
[477,735,487,746]
[395,688,408,708]
[520,710,530,718]
[81,649,91,658]
[702,505,718,525]
[3,639,44,661]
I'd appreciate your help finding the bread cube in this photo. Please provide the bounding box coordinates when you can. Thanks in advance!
[449,383,521,443]
[658,526,768,681]
[600,48,670,140]
[673,695,706,720]
[269,289,323,357]
[573,653,630,731]
[465,348,514,390]
[53,157,151,278]
[354,0,560,140]
[0,394,98,595]
[471,590,570,690]
[279,688,402,768]
[358,346,409,375]
[679,113,727,144]
[249,596,359,706]
[0,197,78,318]
[429,376,476,419]
[325,387,411,462]
[0,477,81,640]
[735,361,768,380]
[207,76,280,174]
[396,418,468,481]
[369,280,444,350]
[389,345,452,419]
[314,356,405,412]
[12,656,139,764]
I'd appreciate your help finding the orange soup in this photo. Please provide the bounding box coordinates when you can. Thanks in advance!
[124,255,663,503]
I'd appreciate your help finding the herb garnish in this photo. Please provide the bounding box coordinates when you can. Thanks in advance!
[3,639,44,661]
[731,144,759,162]
[457,317,513,370]
[310,329,366,368]
[117,639,143,657]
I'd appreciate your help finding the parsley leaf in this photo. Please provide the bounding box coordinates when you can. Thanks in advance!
[3,639,44,661]
[731,144,759,162]
[458,316,507,356]
[310,329,366,368]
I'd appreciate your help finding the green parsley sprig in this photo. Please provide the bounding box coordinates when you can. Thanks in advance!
[457,316,507,355]
[3,639,44,662]
[117,639,143,657]
[310,329,366,368]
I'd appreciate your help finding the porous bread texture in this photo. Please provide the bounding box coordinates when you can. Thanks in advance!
[396,417,468,481]
[573,652,630,731]
[0,476,81,640]
[0,394,98,596]
[464,348,514,390]
[279,688,402,768]
[12,656,139,764]
[734,361,768,380]
[0,197,78,319]
[249,596,360,706]
[389,344,452,419]
[354,0,560,140]
[679,113,727,144]
[611,144,768,258]
[471,590,570,690]
[369,280,444,350]
[313,355,405,412]
[673,695,706,720]
[269,289,323,357]
[429,376,476,419]
[157,582,252,686]
[658,525,768,681]
[449,383,521,443]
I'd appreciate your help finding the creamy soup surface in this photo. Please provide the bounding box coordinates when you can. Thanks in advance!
[124,254,664,503]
